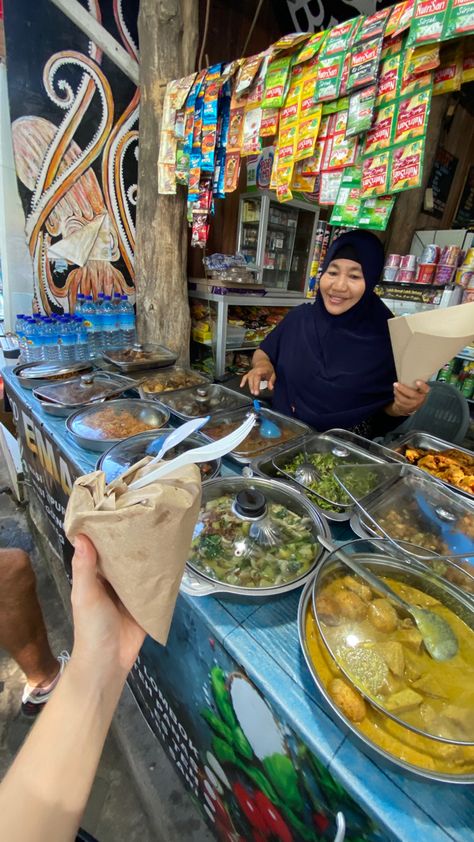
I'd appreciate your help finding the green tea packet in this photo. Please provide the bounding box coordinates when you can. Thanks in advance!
[442,0,474,40]
[407,0,450,47]
[329,166,363,225]
[347,85,377,136]
[358,195,396,229]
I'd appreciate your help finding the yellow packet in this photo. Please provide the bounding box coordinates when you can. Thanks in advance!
[295,107,323,161]
[260,108,279,137]
[295,31,328,65]
[291,161,317,192]
[406,43,440,76]
[433,43,463,94]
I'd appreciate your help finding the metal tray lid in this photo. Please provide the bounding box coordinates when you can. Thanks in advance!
[334,463,474,562]
[15,360,92,380]
[102,343,178,370]
[33,371,135,406]
[139,366,210,396]
[159,383,252,418]
[186,475,328,593]
[202,406,310,459]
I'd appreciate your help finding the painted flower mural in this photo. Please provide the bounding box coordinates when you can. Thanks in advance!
[4,0,138,314]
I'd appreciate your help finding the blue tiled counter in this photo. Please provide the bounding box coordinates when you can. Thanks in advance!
[3,367,473,842]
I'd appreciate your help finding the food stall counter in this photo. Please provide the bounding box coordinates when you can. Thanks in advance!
[2,366,473,842]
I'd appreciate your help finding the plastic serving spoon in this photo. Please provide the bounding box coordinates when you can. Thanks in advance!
[144,416,210,468]
[129,413,257,490]
[253,399,281,439]
[414,491,474,559]
[318,536,459,662]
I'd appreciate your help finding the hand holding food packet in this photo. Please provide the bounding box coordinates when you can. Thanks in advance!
[64,458,201,644]
[388,301,474,387]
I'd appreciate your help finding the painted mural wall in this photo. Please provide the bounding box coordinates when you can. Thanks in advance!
[3,0,139,315]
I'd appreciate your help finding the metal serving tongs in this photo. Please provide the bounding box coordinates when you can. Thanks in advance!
[128,413,257,490]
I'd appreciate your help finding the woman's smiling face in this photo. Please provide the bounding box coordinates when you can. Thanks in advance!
[319,258,366,315]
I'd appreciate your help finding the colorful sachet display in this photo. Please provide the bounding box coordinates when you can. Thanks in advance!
[157,0,474,246]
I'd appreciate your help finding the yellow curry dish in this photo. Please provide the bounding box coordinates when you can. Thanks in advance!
[304,573,474,778]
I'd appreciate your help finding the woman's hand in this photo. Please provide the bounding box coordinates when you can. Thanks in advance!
[387,380,430,417]
[240,350,276,396]
[71,535,145,681]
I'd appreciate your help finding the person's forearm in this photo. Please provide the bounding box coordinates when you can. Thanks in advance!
[252,348,271,368]
[384,401,406,417]
[0,658,127,842]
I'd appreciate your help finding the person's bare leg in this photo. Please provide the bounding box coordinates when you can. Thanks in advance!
[0,548,59,687]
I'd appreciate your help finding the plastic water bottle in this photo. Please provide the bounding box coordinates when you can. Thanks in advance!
[102,295,119,350]
[118,295,136,347]
[74,316,88,361]
[15,314,27,355]
[75,293,85,317]
[23,319,41,362]
[112,293,122,348]
[82,295,99,357]
[62,316,78,363]
[94,295,105,353]
[42,318,59,362]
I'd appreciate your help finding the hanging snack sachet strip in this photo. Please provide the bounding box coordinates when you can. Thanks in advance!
[392,88,432,145]
[407,0,450,47]
[361,150,391,197]
[443,0,474,40]
[347,84,377,136]
[389,139,425,192]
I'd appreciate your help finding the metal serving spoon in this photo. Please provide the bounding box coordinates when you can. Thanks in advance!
[318,536,459,662]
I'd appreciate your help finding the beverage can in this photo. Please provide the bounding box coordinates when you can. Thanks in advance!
[400,253,417,270]
[455,268,474,288]
[434,264,455,285]
[396,268,416,283]
[420,244,440,264]
[416,263,436,284]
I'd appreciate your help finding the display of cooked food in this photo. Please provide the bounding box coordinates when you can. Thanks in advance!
[142,368,205,394]
[204,418,297,457]
[281,452,376,511]
[78,407,159,440]
[306,590,474,775]
[189,496,316,588]
[36,377,124,406]
[374,506,449,555]
[316,574,474,744]
[400,445,474,496]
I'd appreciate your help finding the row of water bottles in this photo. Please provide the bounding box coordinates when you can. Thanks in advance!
[16,293,136,364]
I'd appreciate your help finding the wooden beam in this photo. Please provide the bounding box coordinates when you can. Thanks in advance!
[134,0,199,363]
[49,0,139,86]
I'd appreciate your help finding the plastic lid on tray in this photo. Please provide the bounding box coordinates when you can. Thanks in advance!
[334,463,474,561]
[188,479,319,589]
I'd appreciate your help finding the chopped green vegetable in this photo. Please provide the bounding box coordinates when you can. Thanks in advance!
[282,452,376,511]
[190,497,316,588]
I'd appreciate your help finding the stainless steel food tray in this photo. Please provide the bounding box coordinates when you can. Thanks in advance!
[13,360,93,389]
[200,406,310,465]
[298,557,474,784]
[389,431,474,501]
[154,383,252,421]
[101,343,178,372]
[252,433,386,522]
[96,428,221,484]
[32,371,136,409]
[138,366,210,398]
[180,476,330,598]
[66,398,170,453]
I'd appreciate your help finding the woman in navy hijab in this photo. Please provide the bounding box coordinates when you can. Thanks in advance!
[240,231,429,437]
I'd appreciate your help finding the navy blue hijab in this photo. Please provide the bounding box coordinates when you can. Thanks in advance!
[260,230,397,431]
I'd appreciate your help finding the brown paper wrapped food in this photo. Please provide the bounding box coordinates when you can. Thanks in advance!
[64,459,201,644]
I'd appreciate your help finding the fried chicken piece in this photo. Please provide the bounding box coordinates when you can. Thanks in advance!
[458,475,474,494]
[443,449,474,469]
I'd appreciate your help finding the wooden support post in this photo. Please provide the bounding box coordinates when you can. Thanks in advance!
[134,0,198,363]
